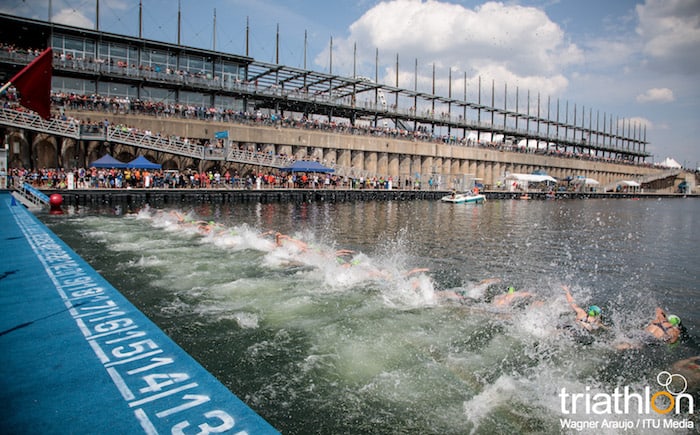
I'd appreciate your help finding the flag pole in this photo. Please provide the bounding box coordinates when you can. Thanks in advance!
[0,81,13,94]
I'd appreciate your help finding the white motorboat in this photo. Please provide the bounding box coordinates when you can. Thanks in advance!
[440,191,486,204]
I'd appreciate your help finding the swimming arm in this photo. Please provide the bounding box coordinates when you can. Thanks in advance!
[563,285,586,316]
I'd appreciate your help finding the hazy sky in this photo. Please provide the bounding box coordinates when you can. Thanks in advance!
[5,0,700,167]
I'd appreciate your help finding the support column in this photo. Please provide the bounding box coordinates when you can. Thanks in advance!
[412,155,423,187]
[377,151,388,175]
[278,144,293,157]
[460,159,470,176]
[323,148,337,166]
[484,161,492,184]
[337,149,351,168]
[468,160,477,179]
[351,150,364,176]
[399,154,412,182]
[421,156,433,184]
[474,161,484,182]
[261,144,276,155]
[388,153,400,179]
[493,161,502,186]
[434,156,446,189]
[365,151,378,175]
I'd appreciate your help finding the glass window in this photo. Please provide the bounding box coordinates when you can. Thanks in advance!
[109,45,127,58]
[216,60,243,84]
[214,95,243,110]
[142,86,175,102]
[97,42,137,66]
[97,42,110,61]
[141,49,177,73]
[128,46,138,66]
[179,90,209,105]
[51,34,95,60]
[63,37,84,52]
[97,82,138,98]
[52,77,96,95]
[179,54,213,76]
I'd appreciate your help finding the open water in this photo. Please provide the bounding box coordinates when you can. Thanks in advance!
[42,197,700,434]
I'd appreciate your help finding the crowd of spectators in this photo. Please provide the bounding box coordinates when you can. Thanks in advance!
[2,165,420,191]
[46,90,659,167]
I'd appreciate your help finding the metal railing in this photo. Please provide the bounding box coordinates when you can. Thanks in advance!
[0,107,379,178]
[106,128,204,159]
[0,108,81,138]
[18,182,50,207]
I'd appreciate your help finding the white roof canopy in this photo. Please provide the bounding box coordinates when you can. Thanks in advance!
[619,180,641,187]
[506,173,558,183]
[656,157,682,168]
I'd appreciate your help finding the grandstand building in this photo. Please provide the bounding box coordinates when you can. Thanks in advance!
[0,12,678,190]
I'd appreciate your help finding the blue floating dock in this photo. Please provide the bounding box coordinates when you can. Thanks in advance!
[0,192,278,434]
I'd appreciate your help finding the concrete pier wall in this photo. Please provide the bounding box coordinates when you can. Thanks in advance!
[19,110,668,189]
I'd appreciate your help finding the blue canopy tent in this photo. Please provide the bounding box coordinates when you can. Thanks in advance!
[283,160,334,173]
[126,155,162,169]
[89,154,126,168]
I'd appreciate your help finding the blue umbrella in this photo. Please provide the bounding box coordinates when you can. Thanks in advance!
[89,154,127,168]
[284,160,334,173]
[126,155,162,169]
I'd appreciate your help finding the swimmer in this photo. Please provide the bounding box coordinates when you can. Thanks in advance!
[405,268,430,277]
[169,211,205,229]
[215,227,238,237]
[335,250,362,268]
[671,356,700,393]
[645,307,681,344]
[169,210,186,222]
[278,233,308,251]
[336,256,362,268]
[335,249,356,256]
[262,231,309,252]
[492,286,534,307]
[197,220,220,235]
[435,277,502,303]
[615,308,682,350]
[563,285,604,331]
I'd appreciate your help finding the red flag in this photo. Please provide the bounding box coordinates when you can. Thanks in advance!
[8,47,53,119]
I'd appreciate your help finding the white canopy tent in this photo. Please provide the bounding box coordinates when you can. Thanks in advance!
[571,177,600,185]
[506,173,558,183]
[505,173,558,191]
[656,157,682,169]
[571,176,600,192]
[611,180,642,193]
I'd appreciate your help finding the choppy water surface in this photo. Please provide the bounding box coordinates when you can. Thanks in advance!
[43,198,700,434]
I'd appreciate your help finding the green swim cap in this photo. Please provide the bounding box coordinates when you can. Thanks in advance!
[507,286,516,294]
[668,315,681,326]
[588,305,601,316]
